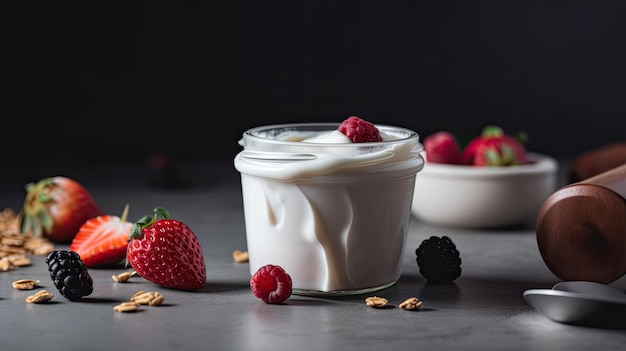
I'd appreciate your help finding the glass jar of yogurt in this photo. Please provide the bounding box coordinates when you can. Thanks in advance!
[234,122,424,296]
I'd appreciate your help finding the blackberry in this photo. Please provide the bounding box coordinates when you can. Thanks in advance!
[415,236,462,284]
[46,250,94,301]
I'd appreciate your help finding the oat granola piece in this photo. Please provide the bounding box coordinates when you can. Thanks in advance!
[112,271,136,283]
[26,290,54,303]
[0,208,55,273]
[130,291,165,306]
[12,279,40,290]
[0,257,12,271]
[25,238,55,256]
[9,255,32,267]
[365,296,389,308]
[113,301,141,312]
[399,297,423,311]
[233,249,249,263]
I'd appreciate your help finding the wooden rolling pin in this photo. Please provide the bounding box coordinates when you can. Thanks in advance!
[570,142,626,182]
[536,163,626,283]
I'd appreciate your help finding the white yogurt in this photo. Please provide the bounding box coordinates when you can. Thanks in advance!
[234,123,424,295]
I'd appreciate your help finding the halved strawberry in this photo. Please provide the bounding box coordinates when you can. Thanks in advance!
[69,204,133,268]
[20,176,103,243]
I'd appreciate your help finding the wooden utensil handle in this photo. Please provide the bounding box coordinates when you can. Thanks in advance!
[536,163,626,283]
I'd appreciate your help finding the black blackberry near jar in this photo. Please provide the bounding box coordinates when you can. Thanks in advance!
[415,236,462,284]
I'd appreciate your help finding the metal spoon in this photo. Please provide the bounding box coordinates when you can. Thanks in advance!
[553,281,626,301]
[523,281,626,328]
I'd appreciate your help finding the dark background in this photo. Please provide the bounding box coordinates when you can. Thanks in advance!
[7,1,626,172]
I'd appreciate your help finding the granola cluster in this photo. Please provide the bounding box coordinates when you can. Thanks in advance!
[0,208,55,272]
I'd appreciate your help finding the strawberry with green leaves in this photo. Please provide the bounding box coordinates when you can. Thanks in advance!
[69,204,133,268]
[461,126,529,166]
[127,207,206,291]
[20,176,103,243]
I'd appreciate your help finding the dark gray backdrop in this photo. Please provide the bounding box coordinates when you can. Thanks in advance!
[7,1,625,170]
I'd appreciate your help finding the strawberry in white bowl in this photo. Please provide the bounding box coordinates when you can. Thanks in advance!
[414,126,558,228]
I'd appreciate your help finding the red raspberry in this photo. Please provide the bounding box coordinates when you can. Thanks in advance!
[337,116,382,143]
[250,264,293,304]
[423,131,463,164]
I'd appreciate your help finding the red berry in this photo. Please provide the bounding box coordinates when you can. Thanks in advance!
[250,264,293,304]
[127,207,206,291]
[461,126,529,166]
[20,176,103,243]
[69,204,133,268]
[337,116,382,143]
[423,131,463,164]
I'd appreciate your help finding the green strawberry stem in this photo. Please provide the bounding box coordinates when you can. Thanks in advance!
[154,207,170,220]
[483,125,528,145]
[21,178,56,237]
[120,203,130,223]
[129,207,171,240]
[481,125,504,138]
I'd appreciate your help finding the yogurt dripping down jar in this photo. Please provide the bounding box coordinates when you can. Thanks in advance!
[234,122,424,296]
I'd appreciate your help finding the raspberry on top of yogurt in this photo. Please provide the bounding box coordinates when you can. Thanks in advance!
[280,116,391,144]
[337,116,382,143]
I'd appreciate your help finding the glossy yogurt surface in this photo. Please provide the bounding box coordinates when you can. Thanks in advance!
[234,123,424,295]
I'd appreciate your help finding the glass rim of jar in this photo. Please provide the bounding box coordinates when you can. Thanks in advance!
[240,122,421,148]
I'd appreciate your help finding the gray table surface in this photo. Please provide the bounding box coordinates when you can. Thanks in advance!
[2,159,626,351]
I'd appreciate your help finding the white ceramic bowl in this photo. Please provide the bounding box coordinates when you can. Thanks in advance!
[411,153,559,228]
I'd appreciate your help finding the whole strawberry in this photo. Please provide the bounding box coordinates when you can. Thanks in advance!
[423,131,463,164]
[461,126,529,166]
[20,176,103,243]
[338,116,382,143]
[127,207,206,291]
